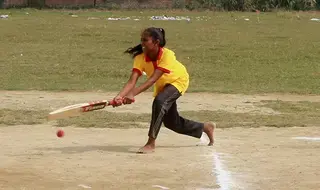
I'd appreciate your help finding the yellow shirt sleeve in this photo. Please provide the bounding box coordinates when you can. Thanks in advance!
[157,51,174,74]
[132,56,144,76]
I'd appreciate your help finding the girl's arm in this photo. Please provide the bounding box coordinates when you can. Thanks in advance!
[117,71,140,98]
[131,69,164,96]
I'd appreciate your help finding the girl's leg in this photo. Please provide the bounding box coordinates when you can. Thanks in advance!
[137,84,215,154]
[163,102,215,145]
[137,84,181,153]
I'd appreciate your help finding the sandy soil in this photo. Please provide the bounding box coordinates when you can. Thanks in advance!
[0,91,320,190]
[1,125,319,190]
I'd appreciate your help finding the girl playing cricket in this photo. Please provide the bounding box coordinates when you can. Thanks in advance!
[113,27,215,154]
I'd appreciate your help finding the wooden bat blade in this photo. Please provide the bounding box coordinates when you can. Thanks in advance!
[47,100,113,121]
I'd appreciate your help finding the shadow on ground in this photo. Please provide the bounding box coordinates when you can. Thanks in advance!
[34,144,203,154]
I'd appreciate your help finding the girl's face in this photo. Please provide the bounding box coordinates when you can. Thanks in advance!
[141,32,159,55]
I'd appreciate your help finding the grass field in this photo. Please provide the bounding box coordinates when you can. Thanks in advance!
[0,9,319,94]
[1,9,320,190]
[0,8,319,128]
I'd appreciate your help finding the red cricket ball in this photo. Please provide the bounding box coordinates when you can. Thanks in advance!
[56,129,64,138]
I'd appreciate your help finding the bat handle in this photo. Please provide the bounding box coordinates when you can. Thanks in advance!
[109,100,116,106]
[108,98,135,106]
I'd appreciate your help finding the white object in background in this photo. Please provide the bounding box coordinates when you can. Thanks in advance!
[0,15,9,19]
[107,17,130,21]
[150,15,190,21]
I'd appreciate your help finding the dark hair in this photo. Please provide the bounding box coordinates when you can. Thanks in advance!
[124,27,166,58]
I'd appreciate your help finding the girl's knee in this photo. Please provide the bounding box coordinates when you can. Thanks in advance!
[153,94,166,106]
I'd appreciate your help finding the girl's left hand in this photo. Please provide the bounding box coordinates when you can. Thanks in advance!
[112,95,124,107]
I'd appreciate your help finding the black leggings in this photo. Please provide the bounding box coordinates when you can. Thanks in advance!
[148,84,204,139]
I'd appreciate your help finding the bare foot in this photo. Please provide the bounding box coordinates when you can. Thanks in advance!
[137,144,155,154]
[137,137,156,154]
[203,122,216,146]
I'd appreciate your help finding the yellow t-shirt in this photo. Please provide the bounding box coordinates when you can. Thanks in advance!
[132,47,189,97]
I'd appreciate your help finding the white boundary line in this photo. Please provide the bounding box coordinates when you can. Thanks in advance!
[212,151,233,190]
[292,137,320,141]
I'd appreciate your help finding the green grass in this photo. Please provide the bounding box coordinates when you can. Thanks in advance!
[0,9,319,94]
[1,100,319,128]
[0,109,48,126]
[258,100,320,113]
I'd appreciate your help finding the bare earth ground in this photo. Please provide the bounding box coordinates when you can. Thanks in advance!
[1,91,320,190]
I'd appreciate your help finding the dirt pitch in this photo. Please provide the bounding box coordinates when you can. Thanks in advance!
[1,91,320,190]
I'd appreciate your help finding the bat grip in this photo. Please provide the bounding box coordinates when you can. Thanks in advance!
[109,98,135,106]
[109,100,116,106]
